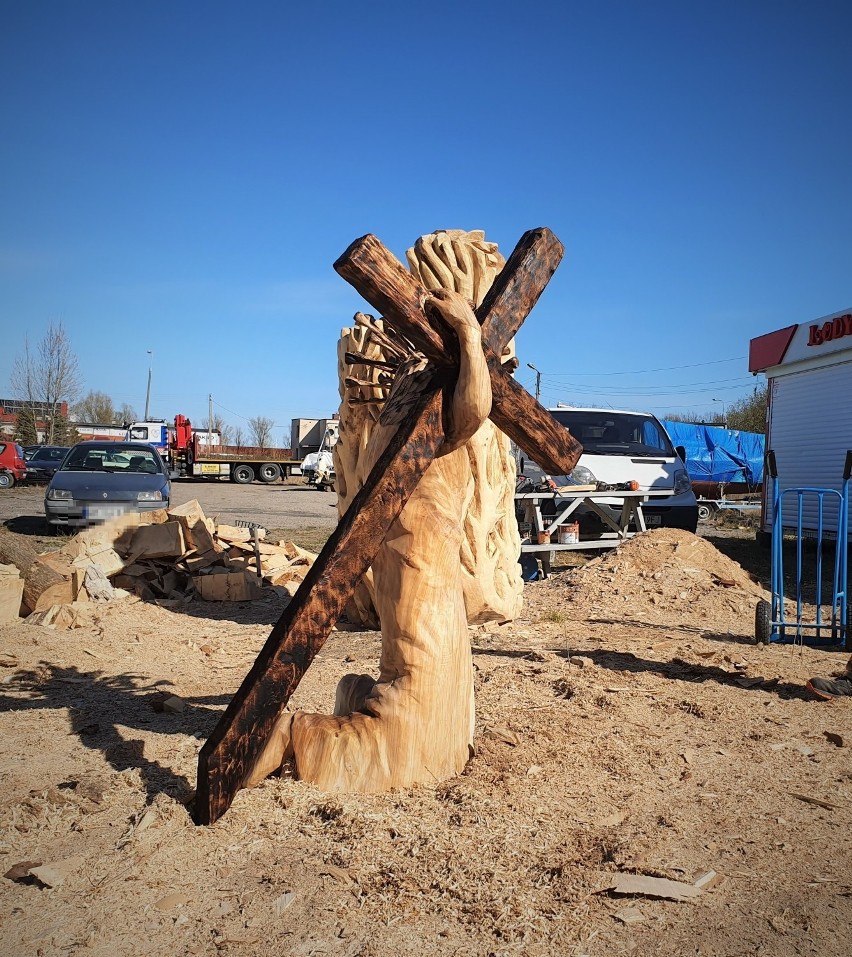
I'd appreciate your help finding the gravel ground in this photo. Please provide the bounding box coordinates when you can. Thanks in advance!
[0,478,340,535]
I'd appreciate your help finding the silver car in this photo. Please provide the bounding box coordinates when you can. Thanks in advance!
[45,441,171,528]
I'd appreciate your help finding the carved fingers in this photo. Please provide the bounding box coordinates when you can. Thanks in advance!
[426,288,481,339]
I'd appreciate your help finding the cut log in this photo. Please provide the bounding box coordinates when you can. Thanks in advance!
[256,552,296,574]
[0,535,38,579]
[168,500,220,554]
[193,570,266,602]
[0,564,25,622]
[23,557,74,613]
[126,522,186,561]
[182,550,222,573]
[215,523,253,543]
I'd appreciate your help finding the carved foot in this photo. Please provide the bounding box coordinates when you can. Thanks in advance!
[334,673,377,716]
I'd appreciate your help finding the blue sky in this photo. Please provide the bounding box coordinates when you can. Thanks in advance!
[2,1,850,443]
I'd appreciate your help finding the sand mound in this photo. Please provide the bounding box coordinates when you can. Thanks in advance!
[548,528,769,624]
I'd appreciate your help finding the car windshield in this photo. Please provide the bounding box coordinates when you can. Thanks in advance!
[62,446,161,473]
[550,411,675,457]
[32,448,67,463]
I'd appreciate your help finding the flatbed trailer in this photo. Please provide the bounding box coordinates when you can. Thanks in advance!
[127,415,304,485]
[696,496,761,521]
[185,454,303,484]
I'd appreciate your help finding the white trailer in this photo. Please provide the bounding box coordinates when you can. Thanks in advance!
[749,307,852,542]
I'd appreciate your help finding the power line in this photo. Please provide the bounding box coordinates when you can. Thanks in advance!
[537,380,757,398]
[537,356,749,377]
[537,375,752,395]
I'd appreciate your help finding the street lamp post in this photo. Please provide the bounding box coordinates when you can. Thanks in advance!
[713,398,727,428]
[527,362,541,402]
[144,351,153,420]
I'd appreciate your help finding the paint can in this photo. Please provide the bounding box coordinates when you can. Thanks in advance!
[557,522,579,545]
[536,530,551,545]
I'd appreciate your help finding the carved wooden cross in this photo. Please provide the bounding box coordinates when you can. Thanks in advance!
[195,227,582,824]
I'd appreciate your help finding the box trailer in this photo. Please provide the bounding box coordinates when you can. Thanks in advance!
[749,307,852,542]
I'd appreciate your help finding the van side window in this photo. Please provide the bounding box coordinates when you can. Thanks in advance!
[641,421,669,455]
[130,427,148,440]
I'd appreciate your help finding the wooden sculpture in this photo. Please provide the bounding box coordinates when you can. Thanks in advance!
[195,227,582,824]
[335,229,523,628]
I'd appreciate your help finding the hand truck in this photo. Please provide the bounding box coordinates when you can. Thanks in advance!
[755,450,850,648]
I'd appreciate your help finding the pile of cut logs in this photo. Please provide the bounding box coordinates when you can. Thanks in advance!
[0,500,317,623]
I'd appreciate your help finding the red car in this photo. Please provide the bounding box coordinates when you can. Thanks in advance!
[0,441,28,488]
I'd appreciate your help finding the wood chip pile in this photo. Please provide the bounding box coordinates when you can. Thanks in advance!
[0,500,318,624]
[540,527,769,622]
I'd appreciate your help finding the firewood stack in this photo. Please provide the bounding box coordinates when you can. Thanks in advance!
[0,500,317,621]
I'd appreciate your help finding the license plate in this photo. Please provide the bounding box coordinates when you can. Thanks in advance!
[645,514,662,527]
[84,504,129,520]
[200,463,221,474]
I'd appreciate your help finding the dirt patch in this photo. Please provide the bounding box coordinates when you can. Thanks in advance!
[1,524,850,957]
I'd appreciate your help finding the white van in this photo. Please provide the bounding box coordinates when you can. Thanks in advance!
[524,407,698,533]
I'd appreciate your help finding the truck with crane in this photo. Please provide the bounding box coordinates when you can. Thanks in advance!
[127,415,303,484]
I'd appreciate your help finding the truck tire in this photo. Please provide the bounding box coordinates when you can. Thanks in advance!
[258,462,281,483]
[231,464,255,485]
[0,472,13,489]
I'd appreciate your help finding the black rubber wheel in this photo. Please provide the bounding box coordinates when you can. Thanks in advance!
[258,462,281,483]
[231,464,255,484]
[697,502,714,522]
[185,447,194,471]
[755,599,772,644]
[0,472,14,489]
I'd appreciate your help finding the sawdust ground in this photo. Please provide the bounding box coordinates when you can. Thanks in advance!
[1,528,851,957]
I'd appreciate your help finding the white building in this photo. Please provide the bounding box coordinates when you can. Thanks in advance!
[749,307,852,540]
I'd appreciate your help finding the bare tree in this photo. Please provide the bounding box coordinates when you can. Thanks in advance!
[248,415,274,449]
[117,402,138,425]
[206,412,233,445]
[232,426,245,450]
[11,322,81,444]
[73,390,116,424]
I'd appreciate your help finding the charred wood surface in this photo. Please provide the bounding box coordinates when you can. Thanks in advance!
[196,373,450,824]
[478,228,564,351]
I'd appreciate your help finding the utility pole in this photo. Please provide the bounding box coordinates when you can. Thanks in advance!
[144,351,153,419]
[208,393,213,447]
[527,362,541,402]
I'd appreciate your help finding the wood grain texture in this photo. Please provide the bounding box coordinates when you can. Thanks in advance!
[488,362,583,475]
[197,226,581,822]
[477,228,564,352]
[195,373,449,824]
[334,236,456,363]
[334,231,581,476]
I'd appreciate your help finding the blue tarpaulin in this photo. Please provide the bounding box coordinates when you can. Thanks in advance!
[661,420,765,487]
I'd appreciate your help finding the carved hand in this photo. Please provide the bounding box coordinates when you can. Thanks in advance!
[426,288,481,340]
[426,290,492,454]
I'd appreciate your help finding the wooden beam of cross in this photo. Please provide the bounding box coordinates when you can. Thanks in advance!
[194,227,582,824]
